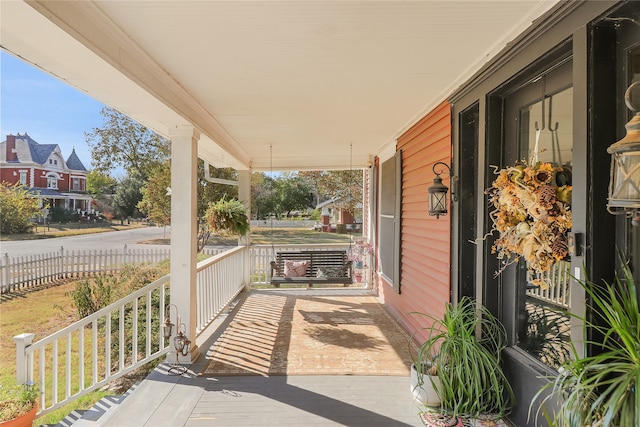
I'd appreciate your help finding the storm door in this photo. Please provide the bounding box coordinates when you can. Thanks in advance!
[499,59,574,424]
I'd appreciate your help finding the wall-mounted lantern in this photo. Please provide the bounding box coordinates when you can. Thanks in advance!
[608,81,640,226]
[427,161,457,218]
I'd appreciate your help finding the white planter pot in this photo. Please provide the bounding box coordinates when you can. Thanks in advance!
[411,364,441,407]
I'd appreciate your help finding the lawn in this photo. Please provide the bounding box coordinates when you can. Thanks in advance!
[0,281,114,425]
[0,221,147,241]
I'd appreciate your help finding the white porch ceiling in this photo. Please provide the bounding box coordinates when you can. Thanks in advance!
[1,1,558,171]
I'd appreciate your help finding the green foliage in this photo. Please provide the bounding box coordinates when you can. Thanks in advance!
[67,276,114,318]
[85,107,170,179]
[273,175,314,217]
[531,260,640,427]
[205,198,249,236]
[137,162,171,226]
[198,161,238,217]
[0,182,42,233]
[300,170,363,214]
[411,297,513,417]
[86,170,117,196]
[251,173,277,220]
[113,172,144,219]
[0,382,39,421]
[48,207,78,223]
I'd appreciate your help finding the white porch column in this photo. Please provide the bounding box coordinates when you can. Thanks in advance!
[237,169,251,288]
[169,126,200,363]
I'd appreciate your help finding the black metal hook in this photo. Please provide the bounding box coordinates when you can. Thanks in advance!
[535,96,546,132]
[548,96,558,132]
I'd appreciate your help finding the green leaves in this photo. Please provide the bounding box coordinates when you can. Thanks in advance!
[531,260,639,427]
[205,198,249,236]
[0,182,42,234]
[411,297,513,417]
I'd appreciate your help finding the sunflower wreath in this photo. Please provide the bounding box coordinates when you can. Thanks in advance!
[486,162,572,287]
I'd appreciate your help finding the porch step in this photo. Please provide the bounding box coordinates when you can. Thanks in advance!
[42,384,138,427]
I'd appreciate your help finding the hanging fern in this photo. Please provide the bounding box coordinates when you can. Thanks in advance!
[204,198,249,236]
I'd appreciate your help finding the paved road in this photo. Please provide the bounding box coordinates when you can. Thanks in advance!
[0,226,171,257]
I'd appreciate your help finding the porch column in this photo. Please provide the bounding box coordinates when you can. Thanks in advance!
[237,169,251,288]
[169,126,200,363]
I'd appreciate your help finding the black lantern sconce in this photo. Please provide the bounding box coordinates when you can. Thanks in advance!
[427,162,458,218]
[608,81,640,226]
[163,304,190,376]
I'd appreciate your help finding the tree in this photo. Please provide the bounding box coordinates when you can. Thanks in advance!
[112,172,145,220]
[86,170,117,196]
[0,182,42,233]
[300,170,363,213]
[85,107,170,179]
[273,175,314,217]
[251,172,277,220]
[137,162,171,226]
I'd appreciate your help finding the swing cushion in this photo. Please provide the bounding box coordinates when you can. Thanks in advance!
[316,266,346,278]
[284,260,309,277]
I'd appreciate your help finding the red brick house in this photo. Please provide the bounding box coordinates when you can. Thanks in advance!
[0,133,92,213]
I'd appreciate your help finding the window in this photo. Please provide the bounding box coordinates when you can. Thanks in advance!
[47,175,58,189]
[379,150,402,292]
[72,178,81,191]
[19,171,27,186]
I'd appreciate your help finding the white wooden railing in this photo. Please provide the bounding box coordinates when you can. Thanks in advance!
[196,246,247,334]
[526,260,571,308]
[15,246,246,416]
[1,246,222,294]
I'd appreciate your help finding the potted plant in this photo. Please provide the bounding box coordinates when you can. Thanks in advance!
[204,197,249,236]
[0,382,39,426]
[410,297,513,418]
[531,260,639,427]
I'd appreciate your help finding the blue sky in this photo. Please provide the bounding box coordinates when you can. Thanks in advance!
[1,50,105,171]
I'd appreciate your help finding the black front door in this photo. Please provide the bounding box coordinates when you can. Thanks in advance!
[499,59,575,426]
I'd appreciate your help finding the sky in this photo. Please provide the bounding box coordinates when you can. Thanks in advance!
[1,50,105,171]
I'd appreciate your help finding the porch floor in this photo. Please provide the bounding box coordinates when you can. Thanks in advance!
[102,288,425,426]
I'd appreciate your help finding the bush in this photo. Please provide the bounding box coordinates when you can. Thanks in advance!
[49,207,78,223]
[0,182,41,233]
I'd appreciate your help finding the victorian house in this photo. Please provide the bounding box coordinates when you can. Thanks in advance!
[0,133,91,213]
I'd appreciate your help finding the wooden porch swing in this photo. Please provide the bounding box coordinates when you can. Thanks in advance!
[268,144,354,287]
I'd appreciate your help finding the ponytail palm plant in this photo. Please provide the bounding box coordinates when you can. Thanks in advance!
[531,261,639,427]
[411,297,513,418]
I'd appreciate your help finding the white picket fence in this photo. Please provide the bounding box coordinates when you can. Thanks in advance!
[0,246,223,294]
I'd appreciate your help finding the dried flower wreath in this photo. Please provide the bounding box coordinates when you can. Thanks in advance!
[486,161,572,287]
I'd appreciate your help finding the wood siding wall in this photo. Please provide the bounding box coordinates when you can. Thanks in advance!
[378,101,452,343]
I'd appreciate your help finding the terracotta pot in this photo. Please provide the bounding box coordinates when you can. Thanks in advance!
[0,404,37,427]
[411,364,441,407]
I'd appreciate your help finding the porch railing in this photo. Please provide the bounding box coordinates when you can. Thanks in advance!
[15,246,246,416]
[196,246,247,334]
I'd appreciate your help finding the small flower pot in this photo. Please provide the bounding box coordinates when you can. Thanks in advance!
[0,404,37,427]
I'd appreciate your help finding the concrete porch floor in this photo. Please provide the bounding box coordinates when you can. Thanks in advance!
[100,289,425,426]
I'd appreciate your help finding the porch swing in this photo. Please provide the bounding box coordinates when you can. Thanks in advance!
[268,144,353,287]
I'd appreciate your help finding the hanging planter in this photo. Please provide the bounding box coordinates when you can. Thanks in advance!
[204,198,249,236]
[486,161,572,287]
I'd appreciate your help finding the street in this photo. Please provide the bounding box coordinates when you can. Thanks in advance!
[0,226,171,257]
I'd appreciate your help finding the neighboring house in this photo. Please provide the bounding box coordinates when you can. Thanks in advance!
[0,133,92,213]
[315,197,360,232]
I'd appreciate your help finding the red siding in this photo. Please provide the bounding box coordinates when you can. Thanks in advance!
[379,101,452,344]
